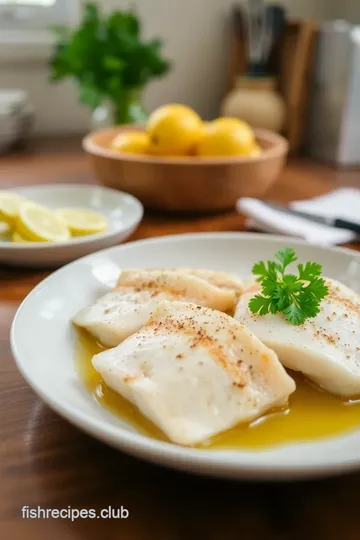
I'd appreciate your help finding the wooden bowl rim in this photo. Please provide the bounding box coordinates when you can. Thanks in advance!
[83,125,289,166]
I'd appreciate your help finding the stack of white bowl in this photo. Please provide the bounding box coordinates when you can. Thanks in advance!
[0,89,34,153]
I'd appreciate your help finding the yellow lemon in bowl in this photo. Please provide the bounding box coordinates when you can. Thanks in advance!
[147,104,203,156]
[196,117,255,157]
[111,132,150,154]
[247,142,262,157]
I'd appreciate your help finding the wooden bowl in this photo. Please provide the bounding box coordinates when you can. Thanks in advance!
[83,125,289,212]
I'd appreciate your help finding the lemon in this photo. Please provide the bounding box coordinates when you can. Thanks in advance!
[212,117,255,146]
[212,116,254,134]
[112,132,150,154]
[247,142,262,157]
[0,221,11,239]
[56,208,108,236]
[196,117,255,157]
[12,231,31,243]
[0,191,26,224]
[16,202,71,242]
[147,104,203,156]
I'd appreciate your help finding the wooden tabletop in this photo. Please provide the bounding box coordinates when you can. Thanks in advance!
[1,142,360,539]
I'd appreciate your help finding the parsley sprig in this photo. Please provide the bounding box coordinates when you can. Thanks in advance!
[249,248,329,325]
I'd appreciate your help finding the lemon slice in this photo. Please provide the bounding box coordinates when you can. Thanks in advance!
[0,192,26,224]
[56,208,108,236]
[17,202,71,243]
[12,231,31,243]
[0,221,11,239]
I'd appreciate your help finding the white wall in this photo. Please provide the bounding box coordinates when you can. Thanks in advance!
[1,0,334,135]
[333,1,360,23]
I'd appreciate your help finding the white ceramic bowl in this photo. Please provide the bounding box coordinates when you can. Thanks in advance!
[0,184,143,267]
[11,233,360,480]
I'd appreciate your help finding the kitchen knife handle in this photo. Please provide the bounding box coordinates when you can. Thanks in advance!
[334,219,360,235]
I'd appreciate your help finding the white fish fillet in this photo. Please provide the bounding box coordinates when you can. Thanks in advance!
[142,268,244,296]
[73,270,236,347]
[92,301,295,446]
[72,289,155,347]
[116,269,237,311]
[234,278,360,397]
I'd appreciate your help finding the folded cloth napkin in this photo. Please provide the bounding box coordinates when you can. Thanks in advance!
[236,188,360,245]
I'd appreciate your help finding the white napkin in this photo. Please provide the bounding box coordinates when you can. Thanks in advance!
[236,188,360,245]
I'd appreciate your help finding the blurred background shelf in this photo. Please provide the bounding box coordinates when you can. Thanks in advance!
[226,17,318,156]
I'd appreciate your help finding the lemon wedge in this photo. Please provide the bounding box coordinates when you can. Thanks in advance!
[56,208,108,236]
[0,192,26,224]
[12,231,31,243]
[16,202,71,243]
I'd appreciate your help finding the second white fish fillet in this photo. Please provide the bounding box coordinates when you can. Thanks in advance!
[141,268,244,296]
[73,270,237,347]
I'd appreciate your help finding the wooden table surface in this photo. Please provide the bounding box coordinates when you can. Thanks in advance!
[1,142,360,539]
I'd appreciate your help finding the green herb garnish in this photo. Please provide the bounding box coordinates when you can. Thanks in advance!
[249,248,329,325]
[49,3,170,121]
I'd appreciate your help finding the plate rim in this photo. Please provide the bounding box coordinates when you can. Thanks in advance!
[10,232,360,480]
[0,183,144,250]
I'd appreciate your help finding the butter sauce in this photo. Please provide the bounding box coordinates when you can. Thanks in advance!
[76,329,360,449]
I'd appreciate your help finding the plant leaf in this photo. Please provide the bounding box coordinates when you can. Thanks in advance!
[283,274,302,292]
[266,260,279,281]
[275,247,297,270]
[261,276,279,296]
[252,261,268,280]
[303,277,328,301]
[298,262,323,281]
[78,84,101,109]
[84,2,99,24]
[103,56,125,71]
[49,1,170,109]
[249,295,274,316]
[283,303,306,325]
[250,248,329,326]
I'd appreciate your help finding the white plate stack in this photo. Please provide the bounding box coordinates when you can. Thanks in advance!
[0,89,34,152]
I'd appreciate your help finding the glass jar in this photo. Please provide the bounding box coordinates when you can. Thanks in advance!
[91,89,147,130]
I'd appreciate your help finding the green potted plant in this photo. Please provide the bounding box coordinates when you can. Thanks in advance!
[49,2,170,128]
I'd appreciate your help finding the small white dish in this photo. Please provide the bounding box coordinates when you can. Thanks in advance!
[11,233,360,480]
[0,184,143,267]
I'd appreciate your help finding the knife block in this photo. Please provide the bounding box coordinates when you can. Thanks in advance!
[225,18,318,156]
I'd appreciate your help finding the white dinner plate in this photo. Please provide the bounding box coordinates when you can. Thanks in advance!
[11,233,360,480]
[0,184,143,267]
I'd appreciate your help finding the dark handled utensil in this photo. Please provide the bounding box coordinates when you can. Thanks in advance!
[263,4,286,69]
[244,0,266,75]
[242,1,286,76]
[232,4,246,38]
[265,201,360,235]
